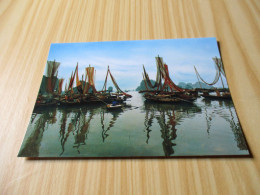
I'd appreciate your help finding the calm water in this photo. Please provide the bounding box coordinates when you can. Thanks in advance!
[19,91,249,157]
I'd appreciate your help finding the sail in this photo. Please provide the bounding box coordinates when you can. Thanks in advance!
[46,61,54,77]
[86,66,95,86]
[194,58,221,86]
[102,67,109,92]
[68,64,77,92]
[83,73,88,94]
[58,78,64,94]
[68,71,74,90]
[75,63,81,87]
[142,73,149,90]
[143,56,184,92]
[155,56,163,89]
[143,66,159,89]
[84,66,97,94]
[75,63,84,94]
[141,56,163,90]
[213,57,226,77]
[46,60,60,93]
[161,64,184,92]
[102,66,131,97]
[46,61,60,77]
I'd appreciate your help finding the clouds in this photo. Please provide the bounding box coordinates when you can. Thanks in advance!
[46,38,227,90]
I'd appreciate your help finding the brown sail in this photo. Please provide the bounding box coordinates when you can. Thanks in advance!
[83,65,97,94]
[58,78,64,94]
[46,60,60,94]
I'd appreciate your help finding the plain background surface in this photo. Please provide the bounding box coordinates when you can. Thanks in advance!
[0,0,259,194]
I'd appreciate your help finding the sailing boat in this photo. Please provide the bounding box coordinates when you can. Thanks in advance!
[142,56,197,103]
[194,57,231,100]
[98,66,132,104]
[81,65,103,103]
[59,63,82,106]
[35,60,60,108]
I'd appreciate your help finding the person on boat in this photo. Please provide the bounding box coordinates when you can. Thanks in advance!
[215,90,220,97]
[203,91,209,96]
[112,101,118,106]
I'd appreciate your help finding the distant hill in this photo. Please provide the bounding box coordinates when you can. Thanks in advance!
[136,80,213,91]
[136,80,156,91]
[177,82,213,89]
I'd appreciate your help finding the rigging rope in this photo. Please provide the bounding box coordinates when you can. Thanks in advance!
[194,66,220,86]
[143,66,158,89]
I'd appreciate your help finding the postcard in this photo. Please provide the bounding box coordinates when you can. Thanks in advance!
[18,38,250,158]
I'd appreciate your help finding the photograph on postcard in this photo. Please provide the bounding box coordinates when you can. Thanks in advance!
[18,38,250,158]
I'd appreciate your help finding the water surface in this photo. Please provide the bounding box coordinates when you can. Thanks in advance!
[19,91,249,157]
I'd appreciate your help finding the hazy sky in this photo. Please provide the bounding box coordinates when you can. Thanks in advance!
[46,37,227,90]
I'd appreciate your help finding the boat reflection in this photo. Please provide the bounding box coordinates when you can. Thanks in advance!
[144,101,201,156]
[58,105,124,155]
[202,98,248,150]
[218,101,248,150]
[101,109,123,142]
[19,107,57,157]
[58,106,100,155]
[72,110,94,154]
[18,94,248,157]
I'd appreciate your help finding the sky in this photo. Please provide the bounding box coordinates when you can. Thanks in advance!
[46,37,227,91]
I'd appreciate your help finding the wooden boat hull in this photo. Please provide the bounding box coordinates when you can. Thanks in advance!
[202,94,231,100]
[144,93,196,104]
[59,100,82,106]
[106,104,123,110]
[82,99,103,104]
[35,102,57,108]
[145,97,180,103]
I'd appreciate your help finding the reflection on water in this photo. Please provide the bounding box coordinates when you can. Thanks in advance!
[18,92,249,157]
[202,99,248,150]
[144,102,201,156]
[101,109,123,142]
